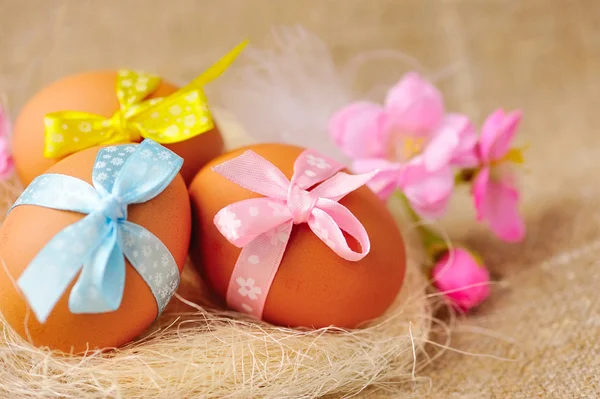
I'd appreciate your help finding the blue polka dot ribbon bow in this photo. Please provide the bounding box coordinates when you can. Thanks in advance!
[9,139,182,323]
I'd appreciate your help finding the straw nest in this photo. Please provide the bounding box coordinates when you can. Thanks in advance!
[0,114,434,399]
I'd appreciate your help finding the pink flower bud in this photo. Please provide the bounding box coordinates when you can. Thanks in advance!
[432,248,490,311]
[0,137,14,179]
[0,106,13,180]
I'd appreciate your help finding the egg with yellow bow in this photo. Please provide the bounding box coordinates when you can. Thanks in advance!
[12,42,247,186]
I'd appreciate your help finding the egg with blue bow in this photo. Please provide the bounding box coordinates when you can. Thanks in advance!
[0,139,191,352]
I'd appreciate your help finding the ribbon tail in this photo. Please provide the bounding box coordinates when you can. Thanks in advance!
[131,41,247,145]
[68,225,125,314]
[226,221,293,319]
[186,40,248,89]
[309,170,378,202]
[120,221,180,315]
[352,159,402,200]
[214,198,291,247]
[16,213,108,323]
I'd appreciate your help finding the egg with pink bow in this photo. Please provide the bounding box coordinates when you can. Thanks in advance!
[189,143,406,329]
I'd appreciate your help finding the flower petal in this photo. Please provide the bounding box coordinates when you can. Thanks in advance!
[422,126,460,171]
[473,167,525,242]
[328,101,388,159]
[401,164,454,219]
[472,167,490,222]
[441,113,479,168]
[352,158,402,200]
[384,72,444,134]
[0,107,14,179]
[479,109,522,162]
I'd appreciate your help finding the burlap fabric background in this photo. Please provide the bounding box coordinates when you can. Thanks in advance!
[1,0,599,397]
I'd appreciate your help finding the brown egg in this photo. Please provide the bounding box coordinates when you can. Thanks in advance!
[0,145,191,353]
[189,143,406,329]
[12,70,224,186]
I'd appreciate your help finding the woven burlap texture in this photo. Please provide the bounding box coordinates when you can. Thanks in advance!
[1,0,599,398]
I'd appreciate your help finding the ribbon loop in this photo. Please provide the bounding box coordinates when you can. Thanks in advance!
[212,149,375,319]
[309,202,371,261]
[10,174,102,214]
[212,150,291,199]
[44,112,126,158]
[43,41,248,159]
[115,69,162,108]
[10,139,182,323]
[291,149,344,189]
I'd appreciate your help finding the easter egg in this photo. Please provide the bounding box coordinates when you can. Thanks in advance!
[189,143,406,329]
[0,143,191,353]
[12,70,224,186]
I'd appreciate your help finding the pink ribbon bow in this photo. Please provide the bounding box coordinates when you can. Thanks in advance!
[213,149,377,319]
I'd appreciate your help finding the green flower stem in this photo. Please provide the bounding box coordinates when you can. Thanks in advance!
[394,192,449,264]
[395,165,478,268]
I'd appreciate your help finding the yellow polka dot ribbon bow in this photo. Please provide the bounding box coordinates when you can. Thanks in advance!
[43,40,248,159]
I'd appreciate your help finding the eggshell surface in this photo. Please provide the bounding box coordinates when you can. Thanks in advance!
[12,70,224,186]
[0,145,191,353]
[189,143,406,329]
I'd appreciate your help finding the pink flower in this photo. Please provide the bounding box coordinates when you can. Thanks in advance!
[473,109,525,242]
[432,248,490,312]
[0,106,13,180]
[329,72,477,219]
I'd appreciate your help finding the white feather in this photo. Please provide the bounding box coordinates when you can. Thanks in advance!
[216,25,457,164]
[217,26,351,163]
